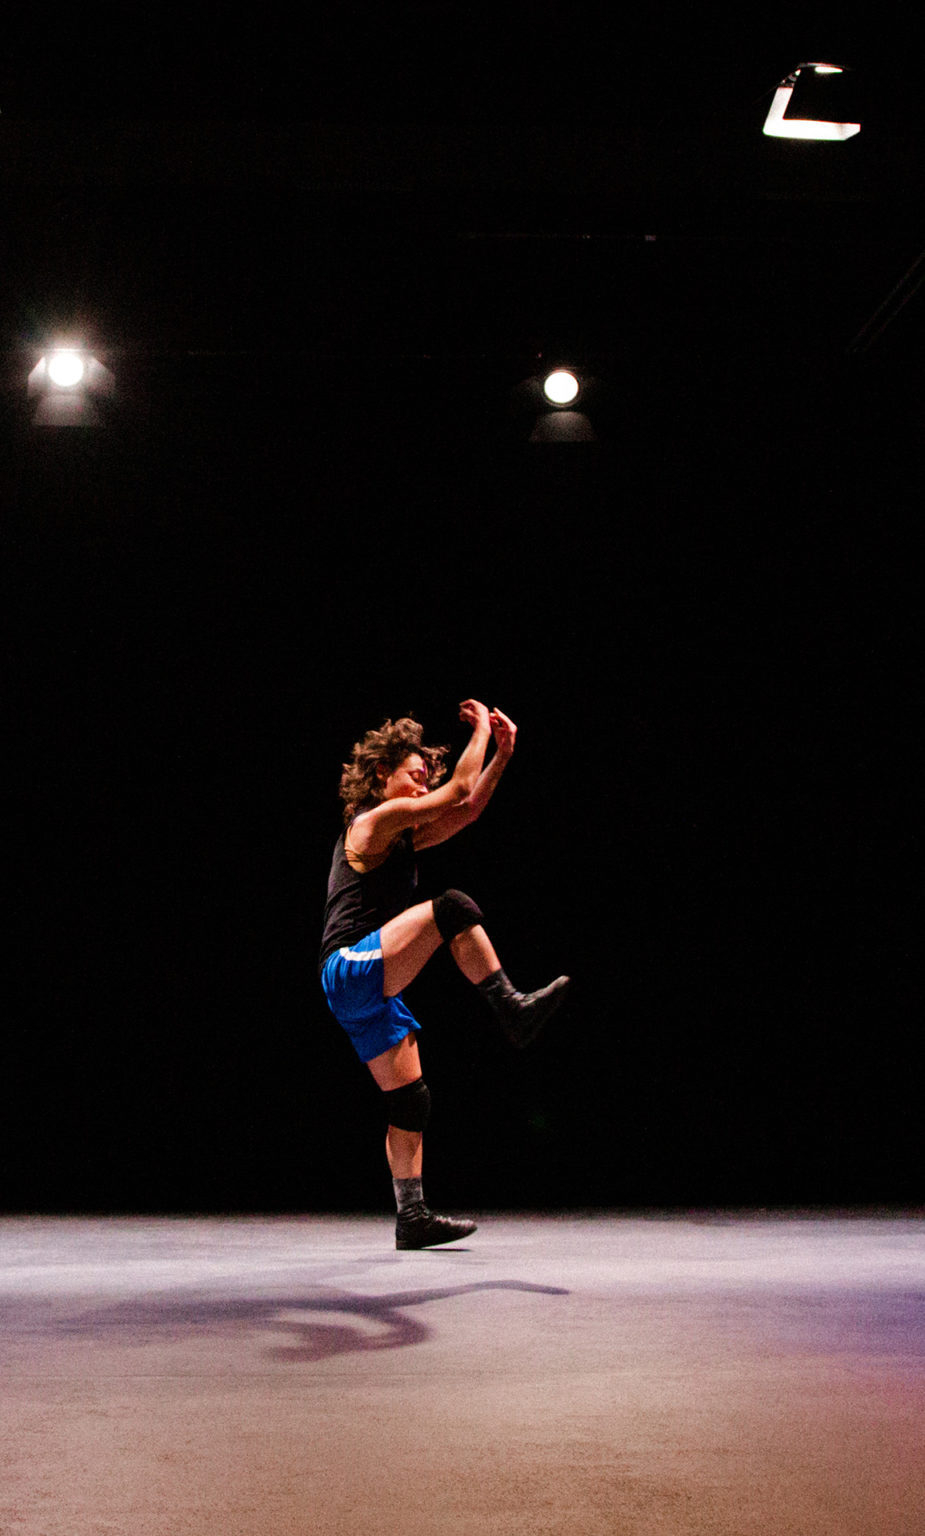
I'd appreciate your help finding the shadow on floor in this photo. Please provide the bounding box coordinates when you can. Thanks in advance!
[11,1279,570,1362]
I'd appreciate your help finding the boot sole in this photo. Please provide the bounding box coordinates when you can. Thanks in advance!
[396,1221,478,1250]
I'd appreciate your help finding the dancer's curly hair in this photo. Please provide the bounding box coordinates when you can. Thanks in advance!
[339,717,449,826]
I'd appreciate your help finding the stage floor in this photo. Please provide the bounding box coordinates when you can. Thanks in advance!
[1,1212,923,1535]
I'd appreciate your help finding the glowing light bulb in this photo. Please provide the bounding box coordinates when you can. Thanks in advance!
[543,370,580,406]
[48,350,86,388]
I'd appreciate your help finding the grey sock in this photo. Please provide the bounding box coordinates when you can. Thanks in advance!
[393,1176,425,1216]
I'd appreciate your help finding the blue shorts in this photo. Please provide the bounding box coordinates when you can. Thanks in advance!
[320,929,421,1064]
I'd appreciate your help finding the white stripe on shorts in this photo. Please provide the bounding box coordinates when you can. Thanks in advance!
[339,945,383,961]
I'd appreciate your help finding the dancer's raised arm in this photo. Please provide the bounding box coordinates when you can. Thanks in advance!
[414,706,517,849]
[348,700,491,860]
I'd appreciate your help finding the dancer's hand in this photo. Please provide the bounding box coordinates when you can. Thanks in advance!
[459,699,491,734]
[490,707,517,761]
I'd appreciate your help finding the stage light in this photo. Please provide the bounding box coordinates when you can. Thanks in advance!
[543,369,580,406]
[28,345,115,426]
[516,364,600,443]
[763,63,860,140]
[533,368,596,441]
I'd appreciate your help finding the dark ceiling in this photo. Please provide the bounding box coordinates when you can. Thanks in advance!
[1,9,923,431]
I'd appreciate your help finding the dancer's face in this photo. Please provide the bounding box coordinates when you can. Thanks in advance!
[378,753,428,801]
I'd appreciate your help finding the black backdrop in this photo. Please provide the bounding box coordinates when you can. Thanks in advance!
[3,337,918,1215]
[1,14,921,1212]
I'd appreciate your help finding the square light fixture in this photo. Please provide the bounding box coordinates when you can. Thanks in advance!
[763,63,861,141]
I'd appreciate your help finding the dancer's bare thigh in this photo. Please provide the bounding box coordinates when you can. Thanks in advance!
[366,1033,423,1091]
[379,900,442,996]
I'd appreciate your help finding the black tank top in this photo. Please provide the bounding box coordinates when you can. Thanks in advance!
[319,827,418,973]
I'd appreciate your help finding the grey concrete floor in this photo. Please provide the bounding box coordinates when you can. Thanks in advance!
[1,1213,923,1536]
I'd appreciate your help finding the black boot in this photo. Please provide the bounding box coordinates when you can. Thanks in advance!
[395,1201,478,1250]
[476,968,571,1049]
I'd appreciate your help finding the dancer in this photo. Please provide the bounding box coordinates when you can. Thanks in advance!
[319,700,570,1249]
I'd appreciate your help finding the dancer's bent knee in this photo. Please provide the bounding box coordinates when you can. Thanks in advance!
[432,888,484,943]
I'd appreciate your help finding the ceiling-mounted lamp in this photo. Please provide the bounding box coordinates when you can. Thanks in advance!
[763,63,860,141]
[529,367,597,442]
[28,344,115,426]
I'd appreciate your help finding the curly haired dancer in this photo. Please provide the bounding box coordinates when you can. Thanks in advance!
[319,701,570,1249]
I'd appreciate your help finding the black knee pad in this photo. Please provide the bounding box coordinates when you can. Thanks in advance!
[383,1077,432,1132]
[432,888,484,943]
